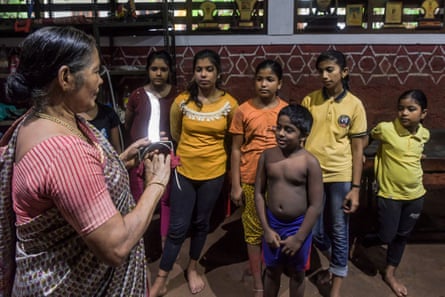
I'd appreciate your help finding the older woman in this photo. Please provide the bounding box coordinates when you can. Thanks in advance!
[0,26,170,296]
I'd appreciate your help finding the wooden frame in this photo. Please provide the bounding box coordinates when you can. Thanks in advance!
[385,1,403,24]
[346,4,363,27]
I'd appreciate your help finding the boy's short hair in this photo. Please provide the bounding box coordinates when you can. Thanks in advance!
[278,104,313,137]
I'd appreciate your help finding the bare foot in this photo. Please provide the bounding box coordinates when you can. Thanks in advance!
[383,274,407,297]
[315,269,332,285]
[149,274,168,297]
[187,269,205,294]
[330,275,343,297]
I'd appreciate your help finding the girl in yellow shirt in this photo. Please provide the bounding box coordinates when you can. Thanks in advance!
[362,89,429,297]
[150,49,238,297]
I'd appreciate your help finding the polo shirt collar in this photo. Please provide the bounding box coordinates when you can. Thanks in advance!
[394,118,423,141]
[322,87,347,102]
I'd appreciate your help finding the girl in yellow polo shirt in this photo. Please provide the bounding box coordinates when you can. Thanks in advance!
[149,49,238,297]
[362,89,429,297]
[301,50,367,297]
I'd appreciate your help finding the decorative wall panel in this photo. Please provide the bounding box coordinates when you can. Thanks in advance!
[103,44,445,129]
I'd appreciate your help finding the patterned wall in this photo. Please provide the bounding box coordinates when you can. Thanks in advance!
[103,44,445,129]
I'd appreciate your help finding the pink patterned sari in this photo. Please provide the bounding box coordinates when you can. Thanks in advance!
[0,113,147,296]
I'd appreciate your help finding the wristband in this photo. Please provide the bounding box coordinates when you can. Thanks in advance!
[351,184,361,188]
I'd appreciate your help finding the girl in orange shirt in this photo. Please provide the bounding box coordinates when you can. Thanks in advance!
[229,59,288,296]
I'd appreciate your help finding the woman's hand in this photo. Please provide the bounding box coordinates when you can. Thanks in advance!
[85,147,170,267]
[119,138,150,169]
[144,153,171,188]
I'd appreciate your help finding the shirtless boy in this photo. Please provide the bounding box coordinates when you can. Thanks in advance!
[255,104,323,297]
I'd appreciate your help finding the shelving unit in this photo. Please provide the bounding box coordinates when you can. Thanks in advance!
[0,0,267,35]
[0,0,176,107]
[0,1,176,65]
[294,0,445,33]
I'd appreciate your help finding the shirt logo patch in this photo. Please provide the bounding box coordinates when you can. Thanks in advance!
[338,115,351,128]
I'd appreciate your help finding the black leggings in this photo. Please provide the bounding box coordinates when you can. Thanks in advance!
[363,196,424,267]
[159,172,225,271]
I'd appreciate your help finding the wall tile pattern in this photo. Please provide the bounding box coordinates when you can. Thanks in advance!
[102,44,445,128]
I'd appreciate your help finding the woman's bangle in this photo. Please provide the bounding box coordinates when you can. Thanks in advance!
[351,183,361,189]
[147,181,166,189]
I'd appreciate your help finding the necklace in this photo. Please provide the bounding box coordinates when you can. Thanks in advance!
[35,112,87,141]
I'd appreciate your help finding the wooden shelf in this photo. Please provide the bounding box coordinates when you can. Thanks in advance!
[294,0,445,34]
[0,1,266,35]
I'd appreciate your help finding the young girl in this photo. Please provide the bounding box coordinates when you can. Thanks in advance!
[149,49,238,297]
[301,50,367,297]
[363,90,429,297]
[125,50,178,249]
[229,59,288,295]
[79,100,122,153]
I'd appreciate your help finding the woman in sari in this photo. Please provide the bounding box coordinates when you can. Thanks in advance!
[0,26,171,296]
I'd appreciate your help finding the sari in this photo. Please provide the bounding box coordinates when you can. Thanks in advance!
[0,113,146,296]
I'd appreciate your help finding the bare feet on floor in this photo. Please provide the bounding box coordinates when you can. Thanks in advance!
[315,268,332,285]
[383,274,408,297]
[187,268,205,294]
[149,274,168,297]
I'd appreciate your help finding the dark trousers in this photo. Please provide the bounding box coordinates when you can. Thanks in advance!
[159,172,225,271]
[363,196,424,267]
